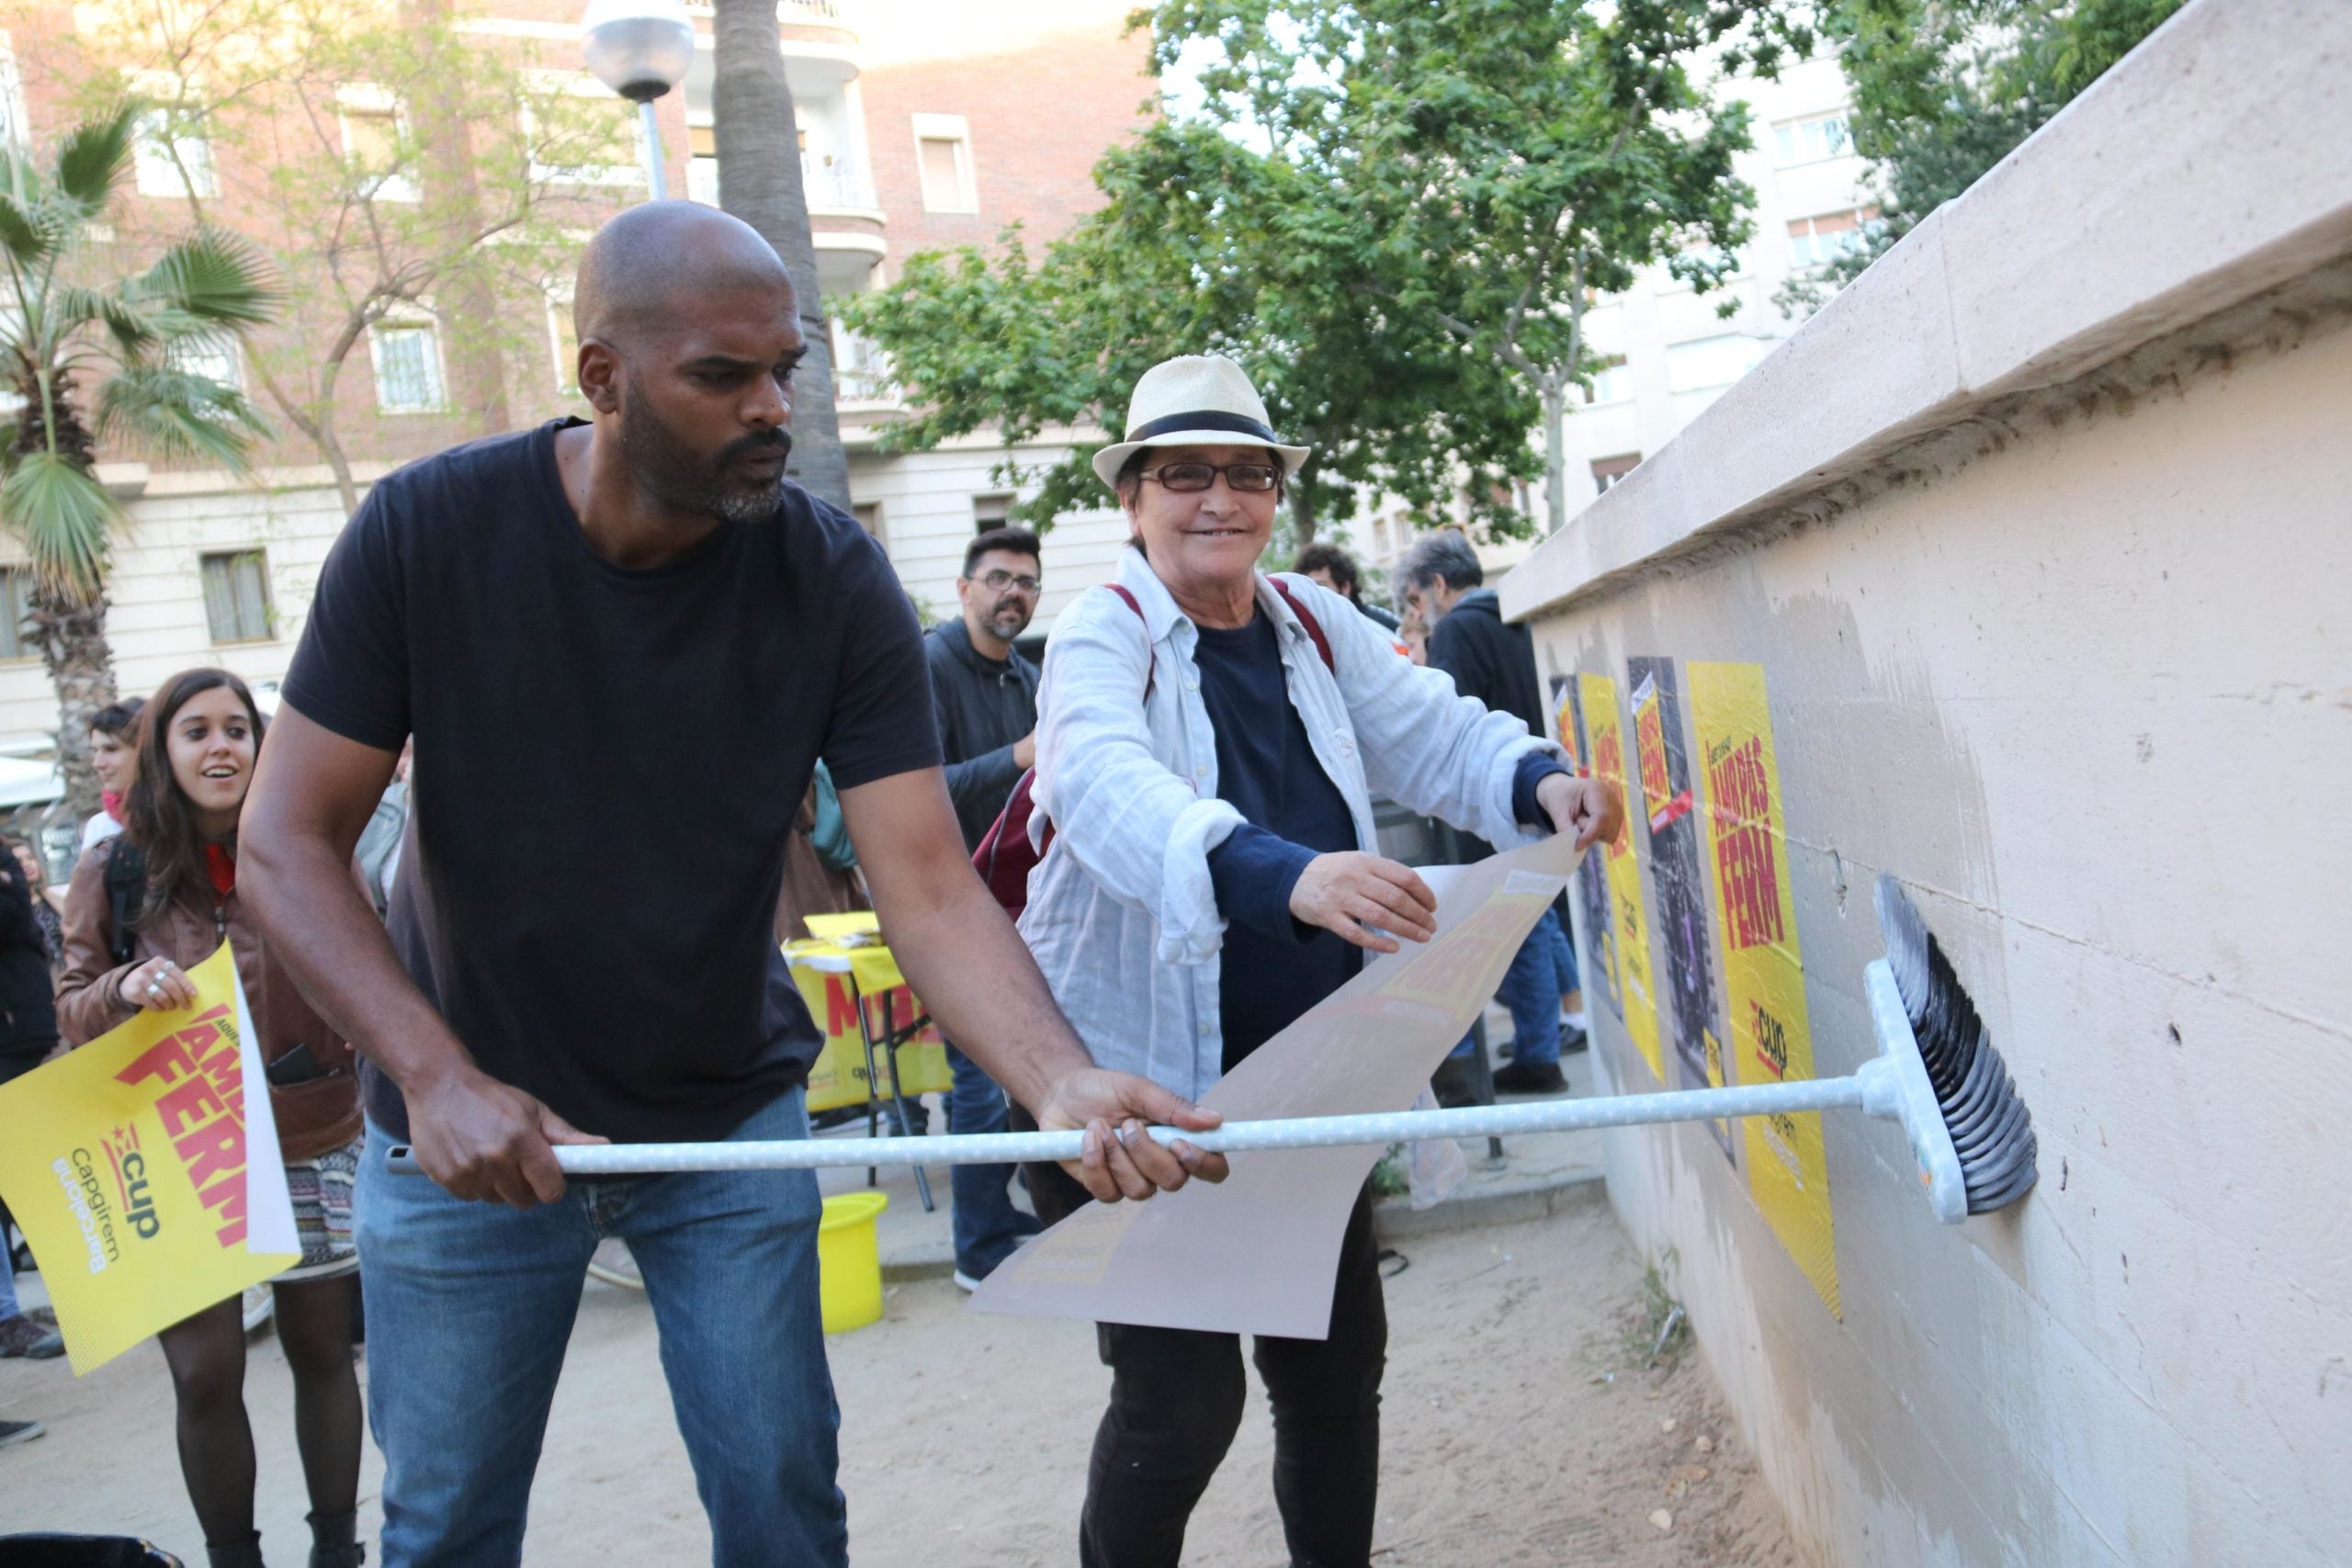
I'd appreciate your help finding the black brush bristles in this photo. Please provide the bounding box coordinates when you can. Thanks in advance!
[1875,875,2040,1214]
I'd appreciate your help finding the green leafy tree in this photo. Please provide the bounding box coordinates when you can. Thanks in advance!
[0,106,273,814]
[847,117,1540,542]
[1781,0,2189,311]
[849,0,1805,539]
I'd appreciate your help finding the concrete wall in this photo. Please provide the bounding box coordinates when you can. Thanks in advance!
[1498,3,2352,1563]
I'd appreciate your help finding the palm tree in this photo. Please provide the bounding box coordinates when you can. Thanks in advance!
[0,105,274,817]
[710,0,851,511]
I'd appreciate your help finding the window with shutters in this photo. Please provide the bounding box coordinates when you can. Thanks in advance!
[370,320,446,413]
[338,88,417,202]
[912,114,977,212]
[200,550,273,644]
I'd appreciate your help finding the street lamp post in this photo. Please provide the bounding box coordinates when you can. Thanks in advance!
[580,0,695,199]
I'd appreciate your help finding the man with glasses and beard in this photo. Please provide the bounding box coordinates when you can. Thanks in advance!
[926,527,1047,1287]
[237,202,1225,1568]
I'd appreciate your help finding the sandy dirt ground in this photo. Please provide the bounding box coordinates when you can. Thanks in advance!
[1,1203,1799,1566]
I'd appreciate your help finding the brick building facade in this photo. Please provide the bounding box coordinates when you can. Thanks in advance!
[0,0,1154,829]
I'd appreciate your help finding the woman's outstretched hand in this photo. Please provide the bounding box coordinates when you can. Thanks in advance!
[1537,772,1625,852]
[1290,852,1439,953]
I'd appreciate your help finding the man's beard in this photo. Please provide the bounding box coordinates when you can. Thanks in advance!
[618,391,793,525]
[985,599,1034,641]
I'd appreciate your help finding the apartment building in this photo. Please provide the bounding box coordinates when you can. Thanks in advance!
[0,0,1152,798]
[1352,52,1871,593]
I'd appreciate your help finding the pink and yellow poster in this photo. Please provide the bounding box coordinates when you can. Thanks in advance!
[1688,662,1838,1315]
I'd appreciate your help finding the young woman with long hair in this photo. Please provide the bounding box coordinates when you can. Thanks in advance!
[54,668,367,1568]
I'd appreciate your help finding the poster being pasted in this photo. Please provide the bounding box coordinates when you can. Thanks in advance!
[1578,673,1663,1082]
[1628,659,1734,1161]
[973,839,1578,1337]
[1689,662,1838,1316]
[1554,676,1621,1021]
[0,943,298,1373]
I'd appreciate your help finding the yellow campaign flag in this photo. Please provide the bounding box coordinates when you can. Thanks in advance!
[1688,662,1839,1317]
[0,942,298,1372]
[1580,672,1666,1084]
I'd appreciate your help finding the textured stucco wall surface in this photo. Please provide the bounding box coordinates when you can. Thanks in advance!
[1503,4,2351,1562]
[1531,319,2350,1568]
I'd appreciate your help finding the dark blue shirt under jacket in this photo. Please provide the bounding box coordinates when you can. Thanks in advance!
[1198,610,1571,1075]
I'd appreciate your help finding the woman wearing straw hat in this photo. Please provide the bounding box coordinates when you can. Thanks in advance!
[1015,355,1623,1565]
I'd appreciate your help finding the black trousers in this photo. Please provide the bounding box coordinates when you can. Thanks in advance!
[1020,1129,1387,1568]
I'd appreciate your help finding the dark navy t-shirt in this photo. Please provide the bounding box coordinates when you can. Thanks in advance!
[1193,614,1362,1072]
[282,419,941,1143]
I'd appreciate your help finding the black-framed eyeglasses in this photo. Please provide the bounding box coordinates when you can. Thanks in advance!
[977,570,1043,594]
[1141,460,1283,494]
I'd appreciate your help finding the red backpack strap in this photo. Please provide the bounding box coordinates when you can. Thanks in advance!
[1269,578,1337,673]
[1102,583,1154,696]
[972,581,1158,916]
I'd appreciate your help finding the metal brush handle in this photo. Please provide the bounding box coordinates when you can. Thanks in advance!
[383,1076,1874,1179]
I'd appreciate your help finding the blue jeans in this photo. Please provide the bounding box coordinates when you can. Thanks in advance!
[1546,904,1578,996]
[1451,908,1566,1066]
[944,1043,1037,1274]
[356,1089,846,1568]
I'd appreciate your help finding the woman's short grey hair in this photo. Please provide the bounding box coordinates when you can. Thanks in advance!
[1397,532,1484,595]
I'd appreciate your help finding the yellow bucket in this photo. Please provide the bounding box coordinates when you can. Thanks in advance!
[817,1191,889,1333]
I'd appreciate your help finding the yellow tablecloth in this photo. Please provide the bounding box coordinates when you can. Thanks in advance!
[784,931,950,1111]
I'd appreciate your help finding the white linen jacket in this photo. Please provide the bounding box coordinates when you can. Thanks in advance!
[1018,547,1566,1102]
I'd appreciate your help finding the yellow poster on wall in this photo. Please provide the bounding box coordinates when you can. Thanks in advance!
[1688,662,1838,1316]
[0,943,299,1373]
[1579,673,1665,1084]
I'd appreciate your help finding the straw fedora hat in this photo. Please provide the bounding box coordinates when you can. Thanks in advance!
[1091,355,1312,491]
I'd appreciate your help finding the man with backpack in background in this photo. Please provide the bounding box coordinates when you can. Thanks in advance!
[1399,531,1583,1097]
[926,526,1048,1287]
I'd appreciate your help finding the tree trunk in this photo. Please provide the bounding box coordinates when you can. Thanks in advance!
[712,0,853,513]
[1542,380,1568,536]
[29,585,118,821]
[11,372,119,817]
[1290,462,1319,544]
[316,416,362,517]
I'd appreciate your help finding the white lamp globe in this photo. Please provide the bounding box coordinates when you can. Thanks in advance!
[581,0,695,103]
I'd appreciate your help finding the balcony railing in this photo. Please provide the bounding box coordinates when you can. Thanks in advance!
[684,1,844,22]
[684,155,876,213]
[804,162,876,211]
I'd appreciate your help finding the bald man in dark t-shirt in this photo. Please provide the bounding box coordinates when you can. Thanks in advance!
[241,202,1224,1567]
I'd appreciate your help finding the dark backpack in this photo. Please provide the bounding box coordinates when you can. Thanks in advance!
[973,578,1335,917]
[102,840,148,967]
